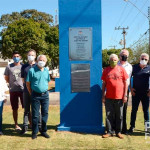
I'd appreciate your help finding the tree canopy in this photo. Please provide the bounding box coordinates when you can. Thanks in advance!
[0,9,58,68]
[1,18,59,67]
[130,37,149,64]
[0,9,53,27]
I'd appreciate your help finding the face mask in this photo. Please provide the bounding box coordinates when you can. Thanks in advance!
[140,60,147,66]
[110,60,118,67]
[121,55,127,61]
[28,56,35,62]
[38,61,46,68]
[13,57,20,63]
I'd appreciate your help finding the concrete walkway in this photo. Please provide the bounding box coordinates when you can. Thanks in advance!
[5,92,139,106]
[6,92,60,105]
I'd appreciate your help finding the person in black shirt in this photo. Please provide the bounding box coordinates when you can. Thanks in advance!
[20,49,37,134]
[128,53,150,133]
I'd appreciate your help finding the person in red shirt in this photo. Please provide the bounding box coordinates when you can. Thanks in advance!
[101,54,128,139]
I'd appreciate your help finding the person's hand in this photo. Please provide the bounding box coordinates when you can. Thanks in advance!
[102,96,105,103]
[123,96,127,103]
[131,88,136,96]
[4,99,7,103]
[147,90,150,97]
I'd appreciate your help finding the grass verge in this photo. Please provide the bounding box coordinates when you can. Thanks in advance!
[0,105,150,150]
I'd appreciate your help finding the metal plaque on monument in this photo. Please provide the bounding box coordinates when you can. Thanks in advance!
[71,64,90,92]
[69,27,92,61]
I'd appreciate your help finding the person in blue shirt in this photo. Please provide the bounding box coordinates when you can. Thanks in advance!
[26,55,51,139]
[128,53,150,133]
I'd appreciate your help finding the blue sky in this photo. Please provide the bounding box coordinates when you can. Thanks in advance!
[0,0,149,50]
[102,0,150,50]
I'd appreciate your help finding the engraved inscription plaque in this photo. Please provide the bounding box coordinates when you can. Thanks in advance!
[69,28,92,60]
[71,64,90,92]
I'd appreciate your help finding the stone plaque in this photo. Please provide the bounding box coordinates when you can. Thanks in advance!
[71,64,90,92]
[69,27,92,60]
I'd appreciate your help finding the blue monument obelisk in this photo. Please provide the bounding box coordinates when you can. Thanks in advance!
[56,0,104,133]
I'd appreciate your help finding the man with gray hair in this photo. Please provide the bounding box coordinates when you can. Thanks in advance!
[118,49,132,134]
[26,55,51,139]
[101,54,128,139]
[128,53,150,133]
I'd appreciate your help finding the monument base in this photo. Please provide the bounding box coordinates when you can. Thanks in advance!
[57,125,105,134]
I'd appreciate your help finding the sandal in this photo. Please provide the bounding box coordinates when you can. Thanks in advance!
[15,125,22,131]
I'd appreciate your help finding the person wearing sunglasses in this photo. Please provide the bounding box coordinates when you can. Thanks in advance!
[128,53,150,133]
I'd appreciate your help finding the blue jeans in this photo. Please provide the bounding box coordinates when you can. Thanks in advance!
[31,91,49,135]
[130,94,149,128]
[0,101,4,132]
[23,91,41,130]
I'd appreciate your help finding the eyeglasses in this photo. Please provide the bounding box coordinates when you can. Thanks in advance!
[141,58,148,61]
[121,55,127,57]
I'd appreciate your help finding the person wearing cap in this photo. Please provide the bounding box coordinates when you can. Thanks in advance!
[26,55,51,140]
[129,53,150,133]
[101,54,128,139]
[118,49,132,134]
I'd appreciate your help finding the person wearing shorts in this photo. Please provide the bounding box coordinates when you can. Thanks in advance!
[4,51,24,130]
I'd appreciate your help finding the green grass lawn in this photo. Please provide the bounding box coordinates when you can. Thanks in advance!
[0,105,150,150]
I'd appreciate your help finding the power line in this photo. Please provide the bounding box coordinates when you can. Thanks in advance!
[111,0,137,45]
[119,0,138,27]
[124,0,148,28]
[127,17,147,42]
[126,0,149,42]
[129,29,148,48]
[108,2,129,47]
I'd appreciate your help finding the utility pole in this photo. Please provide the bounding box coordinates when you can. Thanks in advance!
[115,27,129,49]
[55,9,58,26]
[109,45,117,49]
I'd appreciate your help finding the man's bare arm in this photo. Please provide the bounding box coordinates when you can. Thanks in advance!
[4,75,9,83]
[22,78,25,83]
[48,81,53,90]
[123,80,128,103]
[26,82,32,95]
[102,81,106,103]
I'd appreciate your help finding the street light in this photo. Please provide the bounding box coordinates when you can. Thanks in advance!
[124,0,150,63]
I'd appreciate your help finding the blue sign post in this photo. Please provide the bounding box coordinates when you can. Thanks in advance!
[56,0,104,133]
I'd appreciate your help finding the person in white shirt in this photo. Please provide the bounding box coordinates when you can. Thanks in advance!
[118,49,132,134]
[0,74,9,135]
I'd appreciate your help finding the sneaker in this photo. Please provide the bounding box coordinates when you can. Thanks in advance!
[117,133,124,139]
[128,127,134,134]
[41,132,50,138]
[32,134,37,140]
[102,133,111,138]
[0,132,4,135]
[20,129,27,135]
